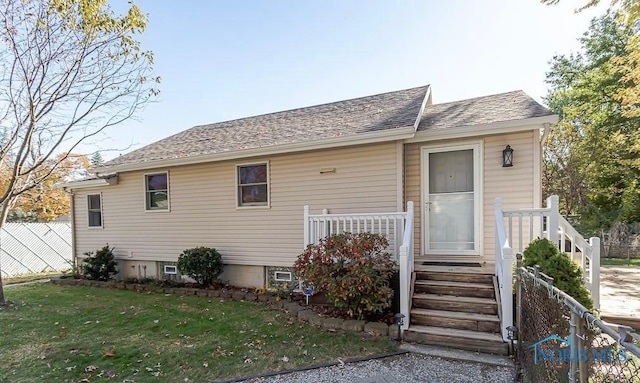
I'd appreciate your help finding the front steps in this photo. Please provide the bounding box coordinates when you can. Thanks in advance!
[403,266,509,355]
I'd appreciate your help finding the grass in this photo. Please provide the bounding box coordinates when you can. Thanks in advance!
[3,271,64,285]
[600,257,640,267]
[0,284,395,383]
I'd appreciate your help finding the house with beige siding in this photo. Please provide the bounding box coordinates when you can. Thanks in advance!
[62,85,596,354]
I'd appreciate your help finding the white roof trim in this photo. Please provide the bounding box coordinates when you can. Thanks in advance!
[57,178,110,190]
[413,85,432,132]
[404,115,558,143]
[95,126,417,174]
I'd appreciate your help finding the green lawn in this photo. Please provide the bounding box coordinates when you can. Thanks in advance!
[3,271,63,285]
[600,257,640,267]
[0,284,395,382]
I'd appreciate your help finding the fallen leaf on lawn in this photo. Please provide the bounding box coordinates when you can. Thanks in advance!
[338,359,345,367]
[85,365,98,372]
[202,362,208,368]
[37,354,46,360]
[281,356,289,362]
[244,358,252,364]
[103,350,116,357]
[65,366,76,371]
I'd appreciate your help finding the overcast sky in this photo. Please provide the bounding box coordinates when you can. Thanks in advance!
[93,0,607,158]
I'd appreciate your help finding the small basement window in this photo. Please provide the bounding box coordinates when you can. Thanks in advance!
[145,172,169,211]
[274,271,292,282]
[163,265,178,275]
[87,194,102,227]
[237,163,268,207]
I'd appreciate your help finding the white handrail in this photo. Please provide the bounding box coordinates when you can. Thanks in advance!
[494,198,514,342]
[496,195,600,319]
[399,201,414,331]
[303,207,409,260]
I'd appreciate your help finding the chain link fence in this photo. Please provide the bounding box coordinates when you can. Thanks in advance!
[516,261,640,383]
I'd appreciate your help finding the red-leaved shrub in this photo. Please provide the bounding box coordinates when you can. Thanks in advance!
[294,232,395,319]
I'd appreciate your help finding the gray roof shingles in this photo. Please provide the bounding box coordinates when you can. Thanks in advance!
[104,87,553,169]
[105,85,430,167]
[418,90,553,131]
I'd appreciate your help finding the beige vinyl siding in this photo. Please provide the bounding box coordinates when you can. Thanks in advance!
[483,131,536,257]
[404,130,537,261]
[73,142,400,267]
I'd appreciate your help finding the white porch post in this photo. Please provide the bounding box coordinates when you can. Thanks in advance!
[303,205,310,249]
[494,197,502,277]
[501,246,513,342]
[590,236,601,310]
[546,195,560,245]
[399,200,414,331]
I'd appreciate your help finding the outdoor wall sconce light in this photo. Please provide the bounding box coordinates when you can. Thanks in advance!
[502,145,514,167]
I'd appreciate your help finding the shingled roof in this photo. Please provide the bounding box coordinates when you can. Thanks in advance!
[101,86,554,171]
[104,85,430,168]
[418,90,553,131]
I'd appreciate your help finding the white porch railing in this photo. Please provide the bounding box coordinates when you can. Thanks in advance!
[495,195,601,340]
[398,201,414,331]
[303,205,410,261]
[303,202,415,330]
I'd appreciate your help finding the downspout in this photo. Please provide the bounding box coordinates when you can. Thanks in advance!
[65,188,77,271]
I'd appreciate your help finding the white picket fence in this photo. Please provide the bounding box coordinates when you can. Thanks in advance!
[0,222,72,277]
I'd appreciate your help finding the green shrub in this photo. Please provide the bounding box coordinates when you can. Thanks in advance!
[523,238,593,309]
[83,244,118,281]
[294,232,395,320]
[177,247,223,287]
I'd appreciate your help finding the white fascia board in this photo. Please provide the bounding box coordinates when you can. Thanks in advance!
[413,85,432,132]
[56,178,109,190]
[95,127,416,174]
[404,115,559,144]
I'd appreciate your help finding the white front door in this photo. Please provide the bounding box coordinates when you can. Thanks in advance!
[423,144,481,255]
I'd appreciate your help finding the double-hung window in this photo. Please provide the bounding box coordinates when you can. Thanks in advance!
[87,194,102,227]
[237,163,268,207]
[145,172,169,211]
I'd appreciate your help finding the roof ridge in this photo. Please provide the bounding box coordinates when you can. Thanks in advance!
[189,84,430,130]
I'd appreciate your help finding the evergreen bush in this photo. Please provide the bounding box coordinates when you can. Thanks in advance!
[83,244,118,281]
[177,247,224,287]
[523,238,593,309]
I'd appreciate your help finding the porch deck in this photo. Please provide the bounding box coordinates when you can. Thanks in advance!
[413,257,495,274]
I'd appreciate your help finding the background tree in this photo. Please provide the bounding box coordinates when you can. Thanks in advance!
[7,154,92,222]
[0,0,159,305]
[90,152,104,167]
[541,0,640,22]
[544,11,640,232]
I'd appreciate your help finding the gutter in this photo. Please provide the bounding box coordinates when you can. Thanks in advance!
[405,114,559,143]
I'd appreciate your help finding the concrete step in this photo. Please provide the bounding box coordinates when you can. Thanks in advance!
[412,293,498,315]
[403,325,509,355]
[414,270,494,284]
[413,280,495,299]
[410,308,500,333]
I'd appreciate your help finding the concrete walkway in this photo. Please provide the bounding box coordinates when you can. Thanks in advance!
[599,265,640,329]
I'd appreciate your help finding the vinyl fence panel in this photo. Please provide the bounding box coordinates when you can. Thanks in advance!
[0,222,72,277]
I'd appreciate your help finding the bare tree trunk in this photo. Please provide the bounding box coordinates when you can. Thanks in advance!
[0,201,10,305]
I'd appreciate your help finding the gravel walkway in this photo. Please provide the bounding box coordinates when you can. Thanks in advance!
[237,353,513,383]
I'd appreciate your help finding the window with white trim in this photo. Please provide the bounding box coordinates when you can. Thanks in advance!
[87,194,102,227]
[145,172,169,210]
[237,163,268,207]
